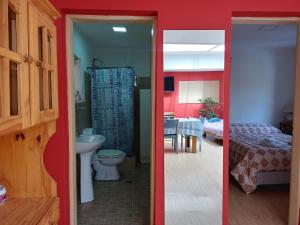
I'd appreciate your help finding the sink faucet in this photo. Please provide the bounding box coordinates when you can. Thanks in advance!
[77,129,83,137]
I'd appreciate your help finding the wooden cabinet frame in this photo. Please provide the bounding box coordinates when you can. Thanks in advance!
[28,2,59,125]
[0,0,59,135]
[0,0,30,135]
[0,1,60,224]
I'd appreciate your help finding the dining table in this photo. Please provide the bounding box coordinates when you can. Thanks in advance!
[177,117,203,153]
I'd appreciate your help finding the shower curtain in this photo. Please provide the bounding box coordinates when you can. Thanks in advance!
[91,67,135,156]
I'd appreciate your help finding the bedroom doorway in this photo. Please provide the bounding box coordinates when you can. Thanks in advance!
[163,30,225,225]
[229,17,300,225]
[66,15,156,225]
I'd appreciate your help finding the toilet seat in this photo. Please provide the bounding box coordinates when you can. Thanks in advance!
[97,149,124,158]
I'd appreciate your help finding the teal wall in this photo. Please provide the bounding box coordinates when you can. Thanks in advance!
[73,24,93,131]
[90,47,151,77]
[73,23,93,72]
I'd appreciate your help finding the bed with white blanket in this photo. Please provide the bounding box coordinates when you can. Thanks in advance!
[203,119,223,139]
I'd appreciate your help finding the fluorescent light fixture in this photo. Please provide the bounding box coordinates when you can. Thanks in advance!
[164,44,217,52]
[113,27,127,32]
[210,44,225,52]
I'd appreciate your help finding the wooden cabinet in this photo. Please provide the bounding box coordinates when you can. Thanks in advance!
[0,122,60,224]
[0,1,60,224]
[0,197,59,225]
[0,0,30,135]
[28,0,59,125]
[280,120,293,135]
[0,0,59,135]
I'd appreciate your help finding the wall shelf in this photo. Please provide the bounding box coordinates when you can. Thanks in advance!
[0,197,59,225]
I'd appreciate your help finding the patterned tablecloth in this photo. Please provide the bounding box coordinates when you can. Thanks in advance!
[164,118,203,152]
[164,118,203,137]
[177,118,203,138]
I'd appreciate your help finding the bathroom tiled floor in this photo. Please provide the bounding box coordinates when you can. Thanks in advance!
[78,163,150,225]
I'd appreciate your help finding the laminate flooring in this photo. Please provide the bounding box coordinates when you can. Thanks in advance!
[164,138,223,225]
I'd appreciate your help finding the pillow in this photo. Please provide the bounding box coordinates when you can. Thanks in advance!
[230,123,281,135]
[208,118,221,123]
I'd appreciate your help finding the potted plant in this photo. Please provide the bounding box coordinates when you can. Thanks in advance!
[198,97,218,122]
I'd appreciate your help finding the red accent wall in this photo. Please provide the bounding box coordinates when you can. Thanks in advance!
[43,1,300,225]
[164,72,224,118]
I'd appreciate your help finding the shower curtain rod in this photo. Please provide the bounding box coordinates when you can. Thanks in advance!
[87,66,134,70]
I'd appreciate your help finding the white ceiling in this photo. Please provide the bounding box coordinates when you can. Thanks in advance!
[74,22,152,49]
[232,24,298,49]
[164,30,225,44]
[163,30,225,71]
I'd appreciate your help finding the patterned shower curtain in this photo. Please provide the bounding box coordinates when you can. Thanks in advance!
[91,67,135,156]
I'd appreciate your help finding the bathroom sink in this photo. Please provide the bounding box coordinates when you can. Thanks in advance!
[76,135,105,154]
[76,134,105,203]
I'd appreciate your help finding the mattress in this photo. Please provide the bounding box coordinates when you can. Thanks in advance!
[229,123,292,193]
[203,119,223,138]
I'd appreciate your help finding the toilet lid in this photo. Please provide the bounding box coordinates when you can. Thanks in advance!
[97,149,124,158]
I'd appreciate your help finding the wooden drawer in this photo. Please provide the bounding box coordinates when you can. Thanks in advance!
[38,198,59,225]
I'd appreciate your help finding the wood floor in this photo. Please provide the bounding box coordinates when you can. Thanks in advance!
[164,138,223,225]
[165,137,290,225]
[229,178,290,225]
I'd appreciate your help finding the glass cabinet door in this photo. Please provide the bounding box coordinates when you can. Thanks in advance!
[0,0,30,135]
[28,2,59,125]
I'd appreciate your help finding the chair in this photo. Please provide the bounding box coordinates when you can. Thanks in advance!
[164,119,179,153]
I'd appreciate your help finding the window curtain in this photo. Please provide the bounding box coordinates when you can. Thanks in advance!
[91,67,135,156]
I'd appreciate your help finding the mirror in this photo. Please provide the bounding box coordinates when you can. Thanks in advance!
[163,30,224,225]
[163,30,225,71]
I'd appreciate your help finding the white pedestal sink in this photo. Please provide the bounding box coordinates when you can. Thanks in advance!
[76,135,105,203]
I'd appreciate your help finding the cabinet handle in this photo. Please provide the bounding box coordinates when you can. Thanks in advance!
[24,55,34,64]
[36,60,45,69]
[15,133,25,141]
[36,134,41,143]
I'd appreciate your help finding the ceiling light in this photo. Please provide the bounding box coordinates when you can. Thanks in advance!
[113,27,127,32]
[210,44,225,52]
[164,44,217,52]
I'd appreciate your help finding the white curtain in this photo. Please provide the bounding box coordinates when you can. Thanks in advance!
[74,57,85,103]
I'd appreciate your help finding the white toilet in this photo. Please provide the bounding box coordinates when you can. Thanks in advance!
[92,149,125,180]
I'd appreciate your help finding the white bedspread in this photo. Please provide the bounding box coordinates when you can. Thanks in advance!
[203,119,223,138]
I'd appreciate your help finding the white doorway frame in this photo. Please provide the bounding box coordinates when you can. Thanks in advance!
[232,17,300,225]
[66,15,157,225]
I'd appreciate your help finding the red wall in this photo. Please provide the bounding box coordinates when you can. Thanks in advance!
[164,72,224,118]
[44,1,300,225]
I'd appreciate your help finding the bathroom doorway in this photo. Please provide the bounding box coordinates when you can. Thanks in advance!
[66,15,156,225]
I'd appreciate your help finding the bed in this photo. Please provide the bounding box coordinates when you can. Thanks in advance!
[229,123,292,194]
[203,119,223,139]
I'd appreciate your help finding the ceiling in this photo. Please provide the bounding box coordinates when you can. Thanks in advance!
[164,30,225,44]
[74,22,152,49]
[232,24,298,49]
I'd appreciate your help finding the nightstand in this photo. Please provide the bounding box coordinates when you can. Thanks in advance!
[280,121,293,135]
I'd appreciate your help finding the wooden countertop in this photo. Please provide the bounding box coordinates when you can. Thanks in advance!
[0,197,58,225]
